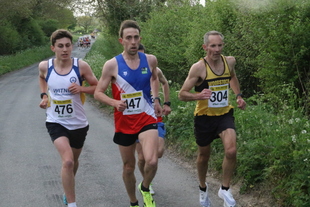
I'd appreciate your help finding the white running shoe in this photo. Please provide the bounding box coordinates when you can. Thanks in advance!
[218,187,236,207]
[199,183,212,207]
[149,183,155,195]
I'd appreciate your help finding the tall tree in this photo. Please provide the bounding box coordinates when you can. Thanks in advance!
[76,16,93,33]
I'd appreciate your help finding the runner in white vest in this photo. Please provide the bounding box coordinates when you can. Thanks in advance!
[38,29,98,207]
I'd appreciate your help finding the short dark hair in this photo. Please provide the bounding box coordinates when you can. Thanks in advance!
[119,20,141,38]
[138,44,145,51]
[50,29,73,46]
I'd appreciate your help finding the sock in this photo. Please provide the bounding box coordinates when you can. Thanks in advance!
[199,185,207,192]
[130,201,139,206]
[221,185,229,191]
[68,202,77,207]
[141,183,150,192]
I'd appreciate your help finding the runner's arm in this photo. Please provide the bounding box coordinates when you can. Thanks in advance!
[94,59,127,112]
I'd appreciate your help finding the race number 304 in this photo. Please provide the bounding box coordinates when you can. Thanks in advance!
[208,84,229,108]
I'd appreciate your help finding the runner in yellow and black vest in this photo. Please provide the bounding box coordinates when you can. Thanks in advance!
[194,54,233,116]
[178,31,246,207]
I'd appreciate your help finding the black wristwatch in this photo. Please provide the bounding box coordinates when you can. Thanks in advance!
[154,97,161,104]
[236,93,243,99]
[40,93,48,99]
[163,101,171,107]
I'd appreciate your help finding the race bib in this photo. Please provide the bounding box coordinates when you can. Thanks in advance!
[121,90,145,115]
[208,84,229,108]
[52,99,76,119]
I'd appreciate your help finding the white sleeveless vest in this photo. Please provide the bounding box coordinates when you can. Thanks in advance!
[45,58,88,130]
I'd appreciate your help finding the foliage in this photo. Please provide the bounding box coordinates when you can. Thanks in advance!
[38,19,60,38]
[32,0,75,28]
[255,0,310,114]
[76,16,94,33]
[236,93,310,206]
[17,18,46,48]
[0,17,47,55]
[228,0,310,110]
[0,0,36,20]
[0,0,76,55]
[0,20,22,55]
[0,45,53,75]
[164,87,198,157]
[140,2,200,84]
[94,0,161,36]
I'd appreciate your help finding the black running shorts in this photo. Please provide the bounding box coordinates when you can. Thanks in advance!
[194,109,235,147]
[46,122,89,149]
[113,123,158,146]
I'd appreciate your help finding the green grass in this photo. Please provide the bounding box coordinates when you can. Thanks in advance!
[0,44,54,75]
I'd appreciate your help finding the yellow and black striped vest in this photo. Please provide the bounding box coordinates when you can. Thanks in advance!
[194,55,233,116]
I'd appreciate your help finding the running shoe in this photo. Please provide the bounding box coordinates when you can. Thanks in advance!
[149,183,155,195]
[218,187,236,207]
[199,183,211,207]
[63,194,68,205]
[138,182,156,207]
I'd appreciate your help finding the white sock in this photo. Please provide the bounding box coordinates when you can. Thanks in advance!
[68,202,77,207]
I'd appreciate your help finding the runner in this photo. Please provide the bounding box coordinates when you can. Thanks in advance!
[38,29,98,207]
[136,44,172,195]
[94,20,162,207]
[178,30,246,207]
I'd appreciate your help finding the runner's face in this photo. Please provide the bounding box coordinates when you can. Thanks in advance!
[203,35,224,61]
[51,37,72,60]
[120,28,141,56]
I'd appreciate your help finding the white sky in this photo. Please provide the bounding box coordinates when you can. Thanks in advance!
[200,0,205,6]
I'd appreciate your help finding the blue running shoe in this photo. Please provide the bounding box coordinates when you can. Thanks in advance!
[63,194,68,205]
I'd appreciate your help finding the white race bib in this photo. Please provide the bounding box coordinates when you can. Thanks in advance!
[121,90,145,115]
[51,99,76,119]
[208,84,229,108]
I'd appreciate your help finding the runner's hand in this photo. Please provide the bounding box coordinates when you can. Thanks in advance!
[68,83,81,94]
[39,97,48,109]
[198,88,212,100]
[237,98,246,110]
[115,100,127,112]
[154,102,163,117]
[162,105,171,116]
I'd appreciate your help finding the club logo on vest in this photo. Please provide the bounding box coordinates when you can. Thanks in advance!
[70,77,77,83]
[141,67,148,74]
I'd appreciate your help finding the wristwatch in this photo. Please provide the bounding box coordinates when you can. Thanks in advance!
[236,93,243,98]
[163,101,171,106]
[154,97,161,104]
[40,93,48,99]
